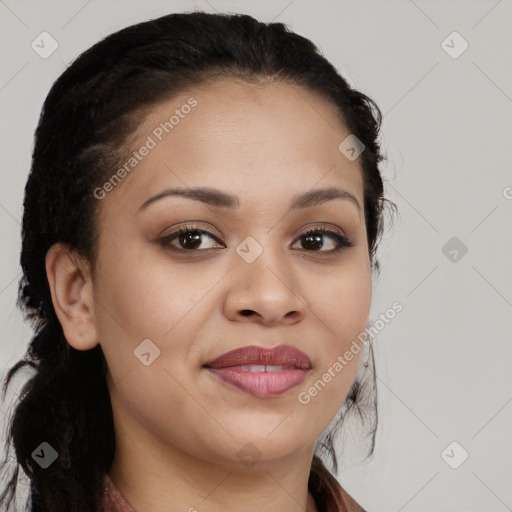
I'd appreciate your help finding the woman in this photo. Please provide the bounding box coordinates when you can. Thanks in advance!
[0,11,395,512]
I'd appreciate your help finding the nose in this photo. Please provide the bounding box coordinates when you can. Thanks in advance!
[222,244,307,326]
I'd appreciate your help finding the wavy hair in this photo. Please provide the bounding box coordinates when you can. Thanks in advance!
[0,11,396,512]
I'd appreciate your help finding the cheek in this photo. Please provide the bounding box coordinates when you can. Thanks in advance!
[94,244,218,340]
[95,254,213,442]
[301,259,371,414]
[310,257,372,342]
[93,246,225,394]
[333,274,372,334]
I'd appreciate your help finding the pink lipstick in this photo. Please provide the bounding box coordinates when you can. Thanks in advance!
[203,345,312,398]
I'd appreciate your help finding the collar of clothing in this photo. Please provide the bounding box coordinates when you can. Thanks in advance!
[101,475,367,512]
[102,475,135,512]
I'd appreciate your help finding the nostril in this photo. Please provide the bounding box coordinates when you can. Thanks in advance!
[240,310,254,316]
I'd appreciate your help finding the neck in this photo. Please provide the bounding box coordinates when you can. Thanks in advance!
[108,411,319,512]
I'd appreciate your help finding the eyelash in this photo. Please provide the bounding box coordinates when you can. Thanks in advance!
[158,224,354,254]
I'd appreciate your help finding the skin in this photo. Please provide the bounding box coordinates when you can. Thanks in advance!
[45,78,372,512]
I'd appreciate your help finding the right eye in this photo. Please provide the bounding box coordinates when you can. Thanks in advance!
[158,225,225,252]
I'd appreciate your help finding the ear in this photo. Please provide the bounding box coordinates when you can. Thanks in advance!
[45,242,99,351]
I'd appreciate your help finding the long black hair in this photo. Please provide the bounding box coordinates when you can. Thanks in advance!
[0,11,396,512]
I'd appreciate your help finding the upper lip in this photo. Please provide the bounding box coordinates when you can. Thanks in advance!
[203,344,312,370]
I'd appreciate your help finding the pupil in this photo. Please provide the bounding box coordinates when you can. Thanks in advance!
[181,231,201,249]
[304,234,322,250]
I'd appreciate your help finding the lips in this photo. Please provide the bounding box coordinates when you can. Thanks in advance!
[203,344,312,370]
[203,345,312,398]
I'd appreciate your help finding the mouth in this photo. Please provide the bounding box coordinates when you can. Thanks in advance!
[202,344,312,398]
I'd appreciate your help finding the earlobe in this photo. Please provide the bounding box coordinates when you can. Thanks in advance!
[45,242,99,351]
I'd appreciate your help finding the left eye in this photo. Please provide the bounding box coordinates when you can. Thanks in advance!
[291,228,354,253]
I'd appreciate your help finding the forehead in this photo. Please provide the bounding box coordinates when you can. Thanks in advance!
[98,77,365,217]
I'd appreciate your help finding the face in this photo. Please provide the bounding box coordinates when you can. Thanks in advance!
[92,77,372,468]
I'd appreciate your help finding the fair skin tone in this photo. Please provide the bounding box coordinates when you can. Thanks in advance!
[45,78,371,512]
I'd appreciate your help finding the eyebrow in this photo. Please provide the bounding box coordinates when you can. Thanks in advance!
[138,186,361,213]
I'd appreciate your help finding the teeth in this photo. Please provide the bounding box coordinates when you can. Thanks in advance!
[236,365,286,372]
[265,365,285,372]
[242,365,266,372]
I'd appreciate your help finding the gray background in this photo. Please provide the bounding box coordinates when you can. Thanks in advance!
[1,0,511,510]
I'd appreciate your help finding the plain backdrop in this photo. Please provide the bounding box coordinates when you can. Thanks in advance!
[1,1,511,511]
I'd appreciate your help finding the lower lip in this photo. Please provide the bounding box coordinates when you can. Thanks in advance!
[205,367,309,398]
